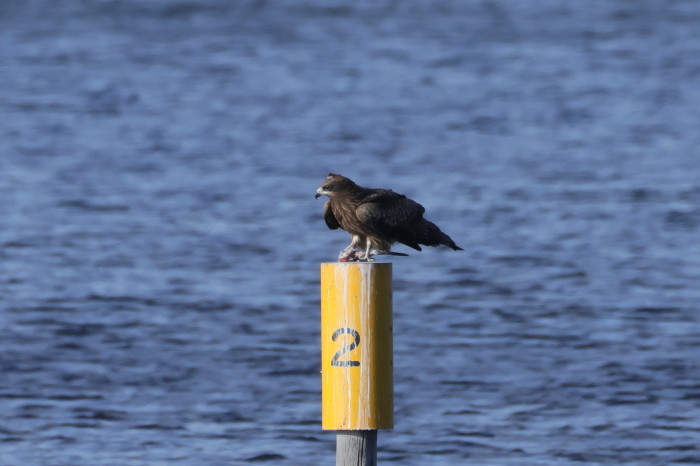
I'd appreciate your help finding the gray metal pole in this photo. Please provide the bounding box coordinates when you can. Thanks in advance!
[336,430,377,466]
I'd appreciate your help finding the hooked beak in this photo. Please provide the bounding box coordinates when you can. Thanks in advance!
[315,187,327,199]
[315,192,321,199]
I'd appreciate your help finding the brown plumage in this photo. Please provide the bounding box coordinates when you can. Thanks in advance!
[315,173,462,261]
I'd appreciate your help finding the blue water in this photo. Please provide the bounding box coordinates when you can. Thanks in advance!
[2,1,700,464]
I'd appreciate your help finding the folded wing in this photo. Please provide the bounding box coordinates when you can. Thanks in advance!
[356,190,426,251]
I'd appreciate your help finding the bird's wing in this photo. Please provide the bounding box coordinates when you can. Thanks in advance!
[323,201,340,230]
[355,190,425,250]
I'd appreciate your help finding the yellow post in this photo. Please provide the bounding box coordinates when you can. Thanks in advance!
[320,262,394,431]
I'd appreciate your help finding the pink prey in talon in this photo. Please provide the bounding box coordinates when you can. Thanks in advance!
[337,246,407,262]
[337,245,370,262]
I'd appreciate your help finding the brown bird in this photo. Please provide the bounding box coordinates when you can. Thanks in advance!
[315,173,462,261]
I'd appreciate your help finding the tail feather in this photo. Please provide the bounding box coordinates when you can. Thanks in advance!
[438,230,462,251]
[419,220,462,251]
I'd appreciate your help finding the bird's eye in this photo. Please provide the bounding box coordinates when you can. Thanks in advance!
[322,184,331,190]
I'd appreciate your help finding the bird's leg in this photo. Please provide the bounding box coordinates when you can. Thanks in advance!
[339,238,367,262]
[362,239,374,262]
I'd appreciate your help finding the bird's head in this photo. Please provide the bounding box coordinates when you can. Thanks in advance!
[315,173,355,199]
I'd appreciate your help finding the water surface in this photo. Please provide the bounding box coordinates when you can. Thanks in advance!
[2,1,700,464]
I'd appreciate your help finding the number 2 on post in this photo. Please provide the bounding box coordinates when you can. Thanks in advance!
[330,328,360,367]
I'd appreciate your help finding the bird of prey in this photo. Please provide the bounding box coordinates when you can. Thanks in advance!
[315,173,463,261]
